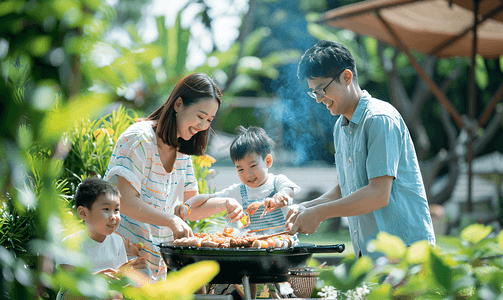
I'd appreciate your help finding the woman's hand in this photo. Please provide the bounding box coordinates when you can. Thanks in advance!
[174,204,190,220]
[224,198,245,223]
[166,215,193,240]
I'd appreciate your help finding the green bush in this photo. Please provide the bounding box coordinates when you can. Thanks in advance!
[315,224,503,299]
[61,105,138,200]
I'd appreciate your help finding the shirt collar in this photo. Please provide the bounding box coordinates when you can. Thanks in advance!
[347,90,370,126]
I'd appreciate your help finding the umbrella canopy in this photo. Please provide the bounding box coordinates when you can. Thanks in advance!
[317,0,503,58]
[315,0,503,211]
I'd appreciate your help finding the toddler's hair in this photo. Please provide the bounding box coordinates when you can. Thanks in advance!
[74,177,119,210]
[230,126,275,162]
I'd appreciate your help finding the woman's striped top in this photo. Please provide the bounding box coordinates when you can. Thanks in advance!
[104,121,197,281]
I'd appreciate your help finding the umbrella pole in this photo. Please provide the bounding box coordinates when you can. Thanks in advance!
[374,11,465,128]
[467,0,480,213]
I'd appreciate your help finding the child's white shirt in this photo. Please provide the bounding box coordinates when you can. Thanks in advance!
[56,231,127,273]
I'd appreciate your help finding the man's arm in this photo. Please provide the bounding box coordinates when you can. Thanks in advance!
[302,184,343,208]
[287,176,392,234]
[314,175,391,218]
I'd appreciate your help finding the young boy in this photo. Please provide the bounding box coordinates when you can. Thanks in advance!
[176,126,301,234]
[55,177,148,300]
[176,126,301,299]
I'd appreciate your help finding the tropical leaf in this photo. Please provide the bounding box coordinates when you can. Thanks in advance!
[460,223,492,245]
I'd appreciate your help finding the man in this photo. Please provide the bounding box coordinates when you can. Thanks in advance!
[286,40,435,260]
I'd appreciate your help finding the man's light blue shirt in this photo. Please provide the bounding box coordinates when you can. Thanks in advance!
[333,90,435,260]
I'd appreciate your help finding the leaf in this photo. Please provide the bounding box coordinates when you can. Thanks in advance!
[475,54,488,90]
[41,93,111,143]
[124,260,219,299]
[460,223,492,245]
[368,232,406,260]
[498,230,503,250]
[243,27,272,56]
[348,256,373,280]
[430,251,451,291]
[366,283,392,300]
[318,267,346,290]
[435,235,470,256]
[406,240,431,265]
[29,36,52,57]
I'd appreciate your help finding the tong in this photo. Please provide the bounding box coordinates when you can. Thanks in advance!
[256,230,289,240]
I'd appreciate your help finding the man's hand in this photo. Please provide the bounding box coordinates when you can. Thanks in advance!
[167,215,193,240]
[285,205,322,234]
[224,198,245,223]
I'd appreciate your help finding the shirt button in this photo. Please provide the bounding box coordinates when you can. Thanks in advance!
[348,158,352,165]
[349,130,353,134]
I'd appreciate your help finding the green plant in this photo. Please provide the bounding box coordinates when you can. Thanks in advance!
[186,154,227,233]
[315,224,503,299]
[0,194,36,254]
[61,105,138,199]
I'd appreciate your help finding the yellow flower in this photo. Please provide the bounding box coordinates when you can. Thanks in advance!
[93,128,114,139]
[196,154,216,168]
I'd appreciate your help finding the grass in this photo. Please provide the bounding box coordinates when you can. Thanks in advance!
[297,220,353,264]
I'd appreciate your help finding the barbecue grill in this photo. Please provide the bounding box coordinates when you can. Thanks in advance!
[160,243,345,298]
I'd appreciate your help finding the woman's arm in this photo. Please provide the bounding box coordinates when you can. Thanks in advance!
[117,176,193,239]
[187,197,245,222]
[174,194,215,220]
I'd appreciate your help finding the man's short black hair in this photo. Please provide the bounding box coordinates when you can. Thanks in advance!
[297,40,358,84]
[74,177,119,210]
[229,126,275,162]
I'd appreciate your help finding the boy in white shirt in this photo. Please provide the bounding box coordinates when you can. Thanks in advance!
[55,177,147,300]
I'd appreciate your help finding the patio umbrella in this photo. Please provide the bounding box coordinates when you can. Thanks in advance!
[315,0,503,211]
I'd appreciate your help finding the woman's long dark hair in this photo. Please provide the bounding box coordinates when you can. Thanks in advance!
[147,73,222,156]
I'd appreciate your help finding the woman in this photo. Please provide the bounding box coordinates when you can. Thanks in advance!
[104,73,222,281]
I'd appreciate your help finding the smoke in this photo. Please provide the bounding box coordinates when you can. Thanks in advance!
[264,63,338,166]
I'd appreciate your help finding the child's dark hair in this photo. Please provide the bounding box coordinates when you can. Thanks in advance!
[229,126,275,162]
[74,177,119,210]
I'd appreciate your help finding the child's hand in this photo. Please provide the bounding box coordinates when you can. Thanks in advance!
[105,291,123,300]
[131,257,148,270]
[123,237,143,257]
[224,198,245,223]
[261,192,292,218]
[118,257,148,272]
[174,204,190,220]
[117,257,150,288]
[93,268,120,281]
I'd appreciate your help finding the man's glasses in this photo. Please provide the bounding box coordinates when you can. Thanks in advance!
[306,69,346,99]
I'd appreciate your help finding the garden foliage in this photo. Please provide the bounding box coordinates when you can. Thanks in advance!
[315,224,503,299]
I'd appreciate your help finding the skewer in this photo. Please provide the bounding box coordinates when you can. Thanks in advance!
[315,261,327,270]
[247,225,285,233]
[256,230,289,240]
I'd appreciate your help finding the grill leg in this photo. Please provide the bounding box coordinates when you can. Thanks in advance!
[242,276,252,300]
[273,283,285,298]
